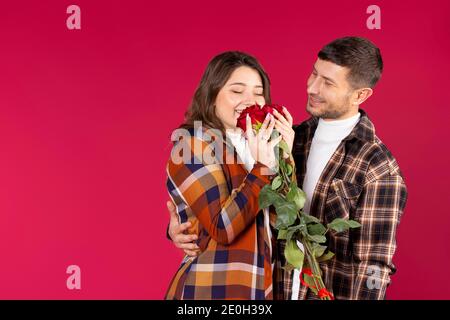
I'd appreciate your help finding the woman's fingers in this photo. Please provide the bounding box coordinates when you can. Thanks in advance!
[274,118,294,155]
[282,106,293,126]
[259,114,275,140]
[245,114,255,141]
[269,135,283,148]
[259,113,271,131]
[273,109,290,127]
[275,122,291,138]
[264,114,276,138]
[275,120,290,133]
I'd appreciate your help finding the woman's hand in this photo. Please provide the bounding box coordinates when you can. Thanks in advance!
[246,113,283,170]
[273,107,295,156]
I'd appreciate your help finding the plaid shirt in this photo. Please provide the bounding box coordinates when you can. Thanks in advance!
[165,128,275,300]
[273,109,408,300]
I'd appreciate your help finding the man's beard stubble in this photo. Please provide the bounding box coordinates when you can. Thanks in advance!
[306,94,352,120]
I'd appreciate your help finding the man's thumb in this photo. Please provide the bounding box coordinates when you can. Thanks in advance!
[167,200,177,219]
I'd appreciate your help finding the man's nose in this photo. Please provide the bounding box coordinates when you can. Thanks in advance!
[307,78,320,95]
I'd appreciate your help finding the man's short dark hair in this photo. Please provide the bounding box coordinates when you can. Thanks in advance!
[318,36,383,89]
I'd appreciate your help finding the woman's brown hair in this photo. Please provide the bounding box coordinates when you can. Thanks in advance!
[180,51,271,132]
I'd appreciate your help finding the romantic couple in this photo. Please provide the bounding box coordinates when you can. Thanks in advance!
[164,36,408,300]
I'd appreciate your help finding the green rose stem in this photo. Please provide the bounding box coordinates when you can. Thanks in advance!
[303,237,330,300]
[289,154,330,300]
[259,132,361,301]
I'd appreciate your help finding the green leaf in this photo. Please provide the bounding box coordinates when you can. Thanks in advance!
[302,213,320,224]
[347,220,362,228]
[284,240,304,270]
[271,176,283,190]
[307,223,327,236]
[279,158,287,171]
[277,229,288,240]
[278,140,290,154]
[253,122,263,132]
[285,225,303,242]
[327,218,362,233]
[317,251,335,263]
[282,263,295,273]
[311,243,327,258]
[258,185,283,209]
[286,163,293,176]
[302,273,318,294]
[258,185,273,209]
[307,234,327,244]
[288,224,305,232]
[286,183,306,211]
[274,201,298,229]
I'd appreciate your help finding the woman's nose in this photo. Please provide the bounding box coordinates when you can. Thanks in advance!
[241,94,258,105]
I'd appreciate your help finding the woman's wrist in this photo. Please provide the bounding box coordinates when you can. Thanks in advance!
[254,161,277,177]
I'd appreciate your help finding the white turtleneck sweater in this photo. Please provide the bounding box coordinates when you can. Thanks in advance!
[227,130,255,171]
[291,112,361,300]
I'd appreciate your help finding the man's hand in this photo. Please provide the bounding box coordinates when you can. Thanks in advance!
[167,201,200,257]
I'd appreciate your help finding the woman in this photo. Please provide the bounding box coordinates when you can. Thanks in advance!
[165,51,294,300]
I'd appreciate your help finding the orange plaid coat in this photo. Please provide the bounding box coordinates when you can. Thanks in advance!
[165,127,276,300]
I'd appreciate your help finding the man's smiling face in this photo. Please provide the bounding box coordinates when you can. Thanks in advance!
[306,58,355,121]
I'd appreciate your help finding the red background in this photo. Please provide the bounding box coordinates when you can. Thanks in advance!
[0,0,449,299]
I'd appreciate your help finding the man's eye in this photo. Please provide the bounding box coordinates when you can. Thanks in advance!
[325,81,333,86]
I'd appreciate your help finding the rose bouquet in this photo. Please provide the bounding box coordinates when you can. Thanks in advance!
[237,104,361,300]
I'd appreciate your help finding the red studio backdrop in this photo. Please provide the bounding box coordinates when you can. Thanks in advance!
[0,0,449,299]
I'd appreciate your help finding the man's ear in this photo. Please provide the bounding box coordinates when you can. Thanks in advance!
[352,88,373,106]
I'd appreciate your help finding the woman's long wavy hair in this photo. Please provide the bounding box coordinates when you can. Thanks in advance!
[180,51,271,132]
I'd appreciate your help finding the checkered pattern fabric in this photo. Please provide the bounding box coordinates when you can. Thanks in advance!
[273,109,408,300]
[165,128,276,300]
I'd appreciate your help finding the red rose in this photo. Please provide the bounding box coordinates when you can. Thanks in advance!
[236,104,265,132]
[236,104,285,132]
[318,288,335,300]
[299,268,316,289]
[261,104,284,116]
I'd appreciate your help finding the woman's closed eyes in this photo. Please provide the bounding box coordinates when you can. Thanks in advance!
[230,90,264,96]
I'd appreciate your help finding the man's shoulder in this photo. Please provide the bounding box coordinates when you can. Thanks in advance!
[293,117,317,130]
[373,136,404,175]
[344,110,404,179]
[350,135,404,182]
[293,117,317,140]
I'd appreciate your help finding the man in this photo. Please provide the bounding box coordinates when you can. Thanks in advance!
[166,36,408,300]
